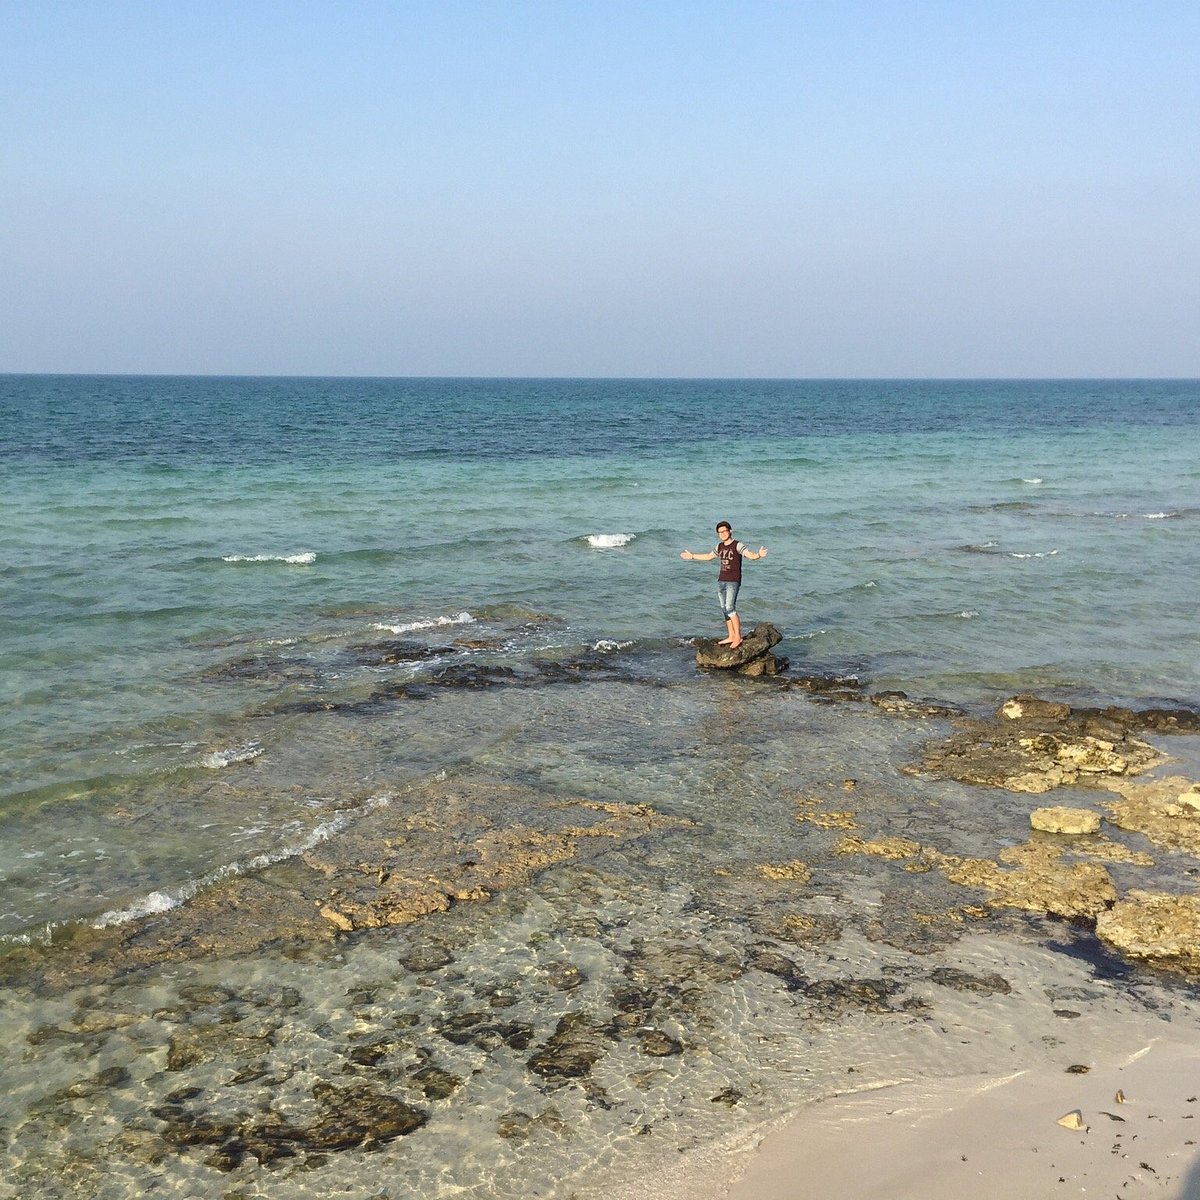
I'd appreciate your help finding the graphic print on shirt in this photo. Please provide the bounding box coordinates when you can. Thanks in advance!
[716,541,745,582]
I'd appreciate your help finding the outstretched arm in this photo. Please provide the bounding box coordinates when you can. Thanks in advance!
[744,546,768,560]
[680,549,716,561]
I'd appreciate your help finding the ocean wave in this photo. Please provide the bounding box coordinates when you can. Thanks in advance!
[222,552,316,565]
[199,742,264,769]
[1021,477,1043,485]
[592,638,634,652]
[1091,509,1189,521]
[583,533,637,549]
[372,611,475,635]
[91,793,393,930]
[1009,549,1060,559]
[968,501,1036,512]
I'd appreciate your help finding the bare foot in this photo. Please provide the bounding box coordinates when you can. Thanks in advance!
[717,637,733,645]
[728,638,743,649]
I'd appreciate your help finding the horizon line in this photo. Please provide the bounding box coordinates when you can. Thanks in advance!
[3,372,1198,384]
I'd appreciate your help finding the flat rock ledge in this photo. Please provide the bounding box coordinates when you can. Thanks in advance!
[694,622,788,677]
[918,692,1197,794]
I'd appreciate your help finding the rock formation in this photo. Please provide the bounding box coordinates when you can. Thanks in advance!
[694,622,788,676]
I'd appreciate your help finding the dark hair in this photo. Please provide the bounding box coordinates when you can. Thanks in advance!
[716,521,732,533]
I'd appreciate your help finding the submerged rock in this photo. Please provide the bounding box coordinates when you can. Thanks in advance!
[928,967,1012,995]
[694,622,788,677]
[527,1012,613,1081]
[153,1081,427,1170]
[870,691,962,719]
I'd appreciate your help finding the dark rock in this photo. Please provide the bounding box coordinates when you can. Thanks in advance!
[177,984,236,1007]
[928,967,1012,995]
[437,1012,533,1052]
[638,1030,683,1057]
[155,1082,427,1170]
[527,1012,613,1081]
[1134,707,1200,733]
[803,977,907,1018]
[545,961,585,991]
[347,640,455,665]
[870,691,963,718]
[429,663,517,688]
[347,1041,399,1067]
[747,948,808,991]
[710,1087,743,1107]
[749,910,843,948]
[787,672,866,697]
[998,695,1073,722]
[202,655,318,683]
[399,943,454,972]
[694,623,785,675]
[496,1107,567,1140]
[410,1065,464,1101]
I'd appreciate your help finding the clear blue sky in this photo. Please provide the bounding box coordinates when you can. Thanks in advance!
[2,1,1197,377]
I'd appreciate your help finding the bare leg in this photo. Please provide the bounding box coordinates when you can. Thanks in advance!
[728,612,743,648]
[718,616,734,645]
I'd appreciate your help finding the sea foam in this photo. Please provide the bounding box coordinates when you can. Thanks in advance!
[199,742,263,769]
[586,533,636,549]
[92,794,393,930]
[372,611,475,635]
[222,552,316,565]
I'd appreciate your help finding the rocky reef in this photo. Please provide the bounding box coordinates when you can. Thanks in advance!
[917,693,1182,793]
[818,694,1200,973]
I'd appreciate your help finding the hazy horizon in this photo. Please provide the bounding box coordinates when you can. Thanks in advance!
[3,3,1198,378]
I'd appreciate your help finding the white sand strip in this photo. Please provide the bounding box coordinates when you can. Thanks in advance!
[626,1039,1200,1200]
[720,1039,1200,1200]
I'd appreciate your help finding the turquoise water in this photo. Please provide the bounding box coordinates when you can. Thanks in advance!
[3,376,1200,1198]
[1,375,1198,935]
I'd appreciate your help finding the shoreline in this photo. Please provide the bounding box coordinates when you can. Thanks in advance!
[639,1037,1200,1200]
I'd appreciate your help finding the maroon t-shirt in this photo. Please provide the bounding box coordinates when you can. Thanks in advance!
[716,540,745,582]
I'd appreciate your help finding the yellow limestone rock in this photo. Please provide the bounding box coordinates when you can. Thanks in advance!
[1095,890,1200,968]
[1030,806,1102,835]
[758,860,812,883]
[1057,1110,1087,1131]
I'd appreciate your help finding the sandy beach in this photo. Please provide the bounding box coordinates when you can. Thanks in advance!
[637,1036,1200,1200]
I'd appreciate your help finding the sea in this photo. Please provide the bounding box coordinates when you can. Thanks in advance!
[1,375,1199,1198]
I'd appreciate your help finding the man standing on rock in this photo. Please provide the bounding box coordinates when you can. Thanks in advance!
[680,522,768,648]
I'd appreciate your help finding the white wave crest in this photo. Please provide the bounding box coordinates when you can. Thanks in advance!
[592,638,634,651]
[372,611,475,635]
[92,794,393,930]
[1143,512,1172,520]
[200,742,263,769]
[1009,549,1060,559]
[1021,478,1043,485]
[586,533,636,549]
[222,552,316,565]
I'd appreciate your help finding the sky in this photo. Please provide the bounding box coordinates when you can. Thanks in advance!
[1,1,1198,378]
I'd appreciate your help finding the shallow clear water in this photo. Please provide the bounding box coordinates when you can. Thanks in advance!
[1,376,1199,1196]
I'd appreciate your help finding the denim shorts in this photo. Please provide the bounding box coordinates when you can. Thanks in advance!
[717,580,740,618]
